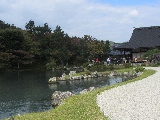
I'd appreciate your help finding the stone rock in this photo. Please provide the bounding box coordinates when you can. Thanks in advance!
[9,116,14,120]
[48,77,57,84]
[133,72,143,77]
[70,75,82,80]
[87,75,92,78]
[51,91,74,107]
[97,72,103,77]
[123,72,128,75]
[108,71,117,77]
[60,73,66,80]
[92,71,98,78]
[70,71,76,74]
[128,71,133,77]
[136,72,143,77]
[80,87,95,94]
[69,71,76,80]
[88,64,93,67]
[81,74,88,79]
[116,72,122,76]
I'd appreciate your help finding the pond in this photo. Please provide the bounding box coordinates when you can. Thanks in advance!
[0,70,129,119]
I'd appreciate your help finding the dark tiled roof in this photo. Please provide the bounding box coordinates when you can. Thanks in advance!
[115,26,160,49]
[114,42,133,49]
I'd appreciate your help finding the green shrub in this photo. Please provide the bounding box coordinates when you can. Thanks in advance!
[84,71,92,75]
[151,63,159,67]
[83,62,92,68]
[46,60,57,70]
[88,64,107,72]
[107,64,114,70]
[141,63,146,66]
[123,63,132,68]
[135,66,145,73]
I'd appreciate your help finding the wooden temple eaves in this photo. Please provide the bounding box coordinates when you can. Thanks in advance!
[113,26,160,60]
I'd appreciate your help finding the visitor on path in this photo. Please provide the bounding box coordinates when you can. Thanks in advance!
[122,57,127,63]
[134,57,137,62]
[107,57,110,65]
[96,58,99,63]
[113,57,117,65]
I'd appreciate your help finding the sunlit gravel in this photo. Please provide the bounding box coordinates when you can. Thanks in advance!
[97,67,160,120]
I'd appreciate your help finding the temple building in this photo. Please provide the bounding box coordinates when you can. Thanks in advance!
[114,26,160,62]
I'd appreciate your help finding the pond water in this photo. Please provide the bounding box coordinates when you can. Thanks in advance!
[0,70,128,119]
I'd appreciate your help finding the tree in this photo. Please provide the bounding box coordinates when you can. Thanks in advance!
[0,29,24,50]
[25,20,52,61]
[0,28,34,68]
[25,20,35,34]
[10,50,33,68]
[0,20,17,29]
[84,35,110,61]
[50,26,71,66]
[143,48,160,62]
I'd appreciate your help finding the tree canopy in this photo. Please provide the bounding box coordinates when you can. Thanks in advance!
[143,48,160,60]
[0,20,110,70]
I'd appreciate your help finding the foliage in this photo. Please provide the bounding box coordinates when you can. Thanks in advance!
[0,20,111,70]
[134,66,145,73]
[45,59,57,70]
[50,26,71,66]
[0,29,24,50]
[82,62,93,68]
[83,62,106,71]
[143,48,160,60]
[106,63,114,70]
[151,63,159,67]
[123,63,132,68]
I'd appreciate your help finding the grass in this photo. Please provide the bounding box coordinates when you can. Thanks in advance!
[64,67,134,80]
[12,68,155,120]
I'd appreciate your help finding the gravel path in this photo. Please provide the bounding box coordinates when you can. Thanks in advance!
[97,67,160,120]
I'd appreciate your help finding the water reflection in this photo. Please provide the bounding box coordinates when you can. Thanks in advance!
[48,84,58,90]
[48,76,126,94]
[0,70,129,119]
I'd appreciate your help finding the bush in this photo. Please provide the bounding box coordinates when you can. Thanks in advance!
[135,66,145,73]
[88,64,107,72]
[151,63,159,67]
[106,64,114,70]
[123,63,132,68]
[84,71,92,75]
[83,62,92,68]
[141,63,146,66]
[46,60,57,70]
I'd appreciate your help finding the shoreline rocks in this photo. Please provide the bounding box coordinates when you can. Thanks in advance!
[48,68,144,84]
[51,91,74,107]
[51,87,95,107]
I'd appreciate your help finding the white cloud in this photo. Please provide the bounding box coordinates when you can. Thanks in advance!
[128,9,139,17]
[0,0,160,42]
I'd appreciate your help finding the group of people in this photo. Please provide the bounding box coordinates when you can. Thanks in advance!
[106,56,132,65]
[90,55,160,65]
[90,56,134,65]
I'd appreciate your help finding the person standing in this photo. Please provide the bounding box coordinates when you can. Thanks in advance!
[96,58,99,63]
[107,57,110,65]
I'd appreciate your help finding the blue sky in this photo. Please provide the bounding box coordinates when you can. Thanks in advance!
[0,0,160,43]
[95,0,159,6]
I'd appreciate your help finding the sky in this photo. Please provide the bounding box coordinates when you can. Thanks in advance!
[0,0,160,43]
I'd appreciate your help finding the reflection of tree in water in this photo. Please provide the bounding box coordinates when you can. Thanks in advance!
[49,76,124,94]
[48,84,57,90]
[45,70,70,79]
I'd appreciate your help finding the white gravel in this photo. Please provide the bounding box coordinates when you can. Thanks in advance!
[97,67,160,120]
